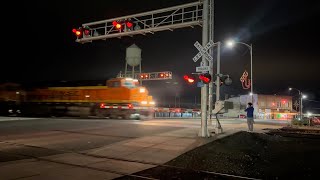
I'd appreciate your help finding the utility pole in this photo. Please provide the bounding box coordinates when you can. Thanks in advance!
[199,0,210,137]
[300,91,303,120]
[250,44,253,103]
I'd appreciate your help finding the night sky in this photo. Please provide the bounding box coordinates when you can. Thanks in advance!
[3,0,320,112]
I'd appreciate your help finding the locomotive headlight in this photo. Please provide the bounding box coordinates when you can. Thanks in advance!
[141,101,148,105]
[139,88,146,93]
[149,101,155,105]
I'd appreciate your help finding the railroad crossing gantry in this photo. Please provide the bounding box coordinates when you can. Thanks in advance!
[74,1,214,138]
[75,2,203,43]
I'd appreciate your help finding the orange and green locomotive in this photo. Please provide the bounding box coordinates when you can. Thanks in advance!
[0,78,155,119]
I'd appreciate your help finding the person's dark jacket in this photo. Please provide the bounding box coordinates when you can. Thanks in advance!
[245,106,254,118]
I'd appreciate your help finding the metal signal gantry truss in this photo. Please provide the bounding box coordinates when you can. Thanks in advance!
[137,71,173,81]
[75,1,203,43]
[117,71,173,81]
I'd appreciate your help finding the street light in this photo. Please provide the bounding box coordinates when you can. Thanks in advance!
[226,39,253,102]
[289,87,304,120]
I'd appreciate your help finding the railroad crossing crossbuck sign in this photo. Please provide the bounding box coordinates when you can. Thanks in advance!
[193,40,214,62]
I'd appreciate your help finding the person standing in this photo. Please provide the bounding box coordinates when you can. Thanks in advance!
[245,102,254,132]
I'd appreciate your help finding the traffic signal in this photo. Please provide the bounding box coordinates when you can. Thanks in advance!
[199,73,212,84]
[184,75,196,84]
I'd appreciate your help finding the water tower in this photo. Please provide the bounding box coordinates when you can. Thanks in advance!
[125,44,142,78]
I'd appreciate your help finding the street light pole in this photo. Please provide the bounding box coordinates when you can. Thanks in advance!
[300,91,303,120]
[250,44,253,103]
[226,40,253,102]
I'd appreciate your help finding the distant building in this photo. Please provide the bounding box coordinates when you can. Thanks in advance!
[223,94,297,120]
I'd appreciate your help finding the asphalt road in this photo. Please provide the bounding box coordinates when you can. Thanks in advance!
[0,116,289,179]
[0,118,183,161]
[0,117,285,163]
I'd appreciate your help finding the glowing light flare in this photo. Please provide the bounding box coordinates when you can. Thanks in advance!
[141,101,148,105]
[116,24,122,29]
[72,28,82,37]
[188,78,195,83]
[226,39,235,48]
[139,88,146,93]
[183,75,195,84]
[100,103,105,108]
[149,101,155,105]
[113,21,122,30]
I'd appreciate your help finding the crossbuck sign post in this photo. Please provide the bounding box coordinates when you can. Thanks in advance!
[193,40,214,63]
[193,0,211,137]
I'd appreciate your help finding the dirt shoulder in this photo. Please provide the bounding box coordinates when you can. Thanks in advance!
[117,128,320,179]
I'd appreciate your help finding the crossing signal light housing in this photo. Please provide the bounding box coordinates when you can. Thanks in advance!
[72,26,91,39]
[113,21,123,31]
[184,75,195,84]
[72,28,82,38]
[158,72,170,79]
[199,73,212,84]
[125,20,133,29]
[83,27,91,36]
[113,20,135,32]
[140,74,149,79]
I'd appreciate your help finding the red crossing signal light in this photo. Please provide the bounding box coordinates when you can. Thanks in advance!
[184,75,195,84]
[126,21,133,29]
[113,21,122,30]
[72,28,82,38]
[199,73,212,84]
[83,28,90,36]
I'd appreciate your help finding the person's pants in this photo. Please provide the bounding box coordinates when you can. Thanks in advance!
[247,117,254,131]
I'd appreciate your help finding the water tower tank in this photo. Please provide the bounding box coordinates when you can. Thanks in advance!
[126,44,141,67]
